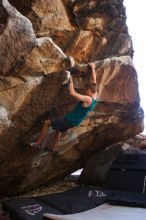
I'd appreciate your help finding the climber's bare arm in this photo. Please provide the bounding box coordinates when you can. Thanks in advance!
[88,62,96,84]
[88,62,98,98]
[69,78,92,104]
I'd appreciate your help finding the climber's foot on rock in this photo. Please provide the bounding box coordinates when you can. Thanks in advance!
[28,142,41,149]
[40,149,59,157]
[52,150,59,157]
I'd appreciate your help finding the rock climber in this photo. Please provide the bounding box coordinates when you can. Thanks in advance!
[30,62,97,153]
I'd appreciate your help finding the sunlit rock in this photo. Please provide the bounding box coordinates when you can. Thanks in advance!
[0,0,36,75]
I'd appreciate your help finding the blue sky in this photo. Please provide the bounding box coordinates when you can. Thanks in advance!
[124,0,146,133]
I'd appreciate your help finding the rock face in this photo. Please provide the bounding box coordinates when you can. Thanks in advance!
[78,142,123,186]
[0,0,144,197]
[0,0,37,75]
[126,134,146,150]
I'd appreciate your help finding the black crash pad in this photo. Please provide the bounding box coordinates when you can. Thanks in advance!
[108,190,146,208]
[2,186,110,220]
[106,154,146,192]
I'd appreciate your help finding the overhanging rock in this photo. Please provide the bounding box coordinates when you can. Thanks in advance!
[0,0,144,197]
[0,55,143,197]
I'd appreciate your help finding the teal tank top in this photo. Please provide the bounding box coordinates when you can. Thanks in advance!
[64,98,97,127]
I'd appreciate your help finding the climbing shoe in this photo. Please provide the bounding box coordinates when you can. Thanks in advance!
[28,142,41,149]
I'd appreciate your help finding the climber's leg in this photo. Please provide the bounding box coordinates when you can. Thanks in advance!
[35,119,51,145]
[30,117,72,150]
[52,131,62,151]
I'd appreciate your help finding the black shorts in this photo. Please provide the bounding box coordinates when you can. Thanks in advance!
[51,118,73,132]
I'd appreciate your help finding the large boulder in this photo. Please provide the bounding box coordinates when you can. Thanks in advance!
[0,0,37,76]
[0,0,144,197]
[78,141,146,186]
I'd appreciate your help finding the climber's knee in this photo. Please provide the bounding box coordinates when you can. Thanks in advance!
[43,119,51,127]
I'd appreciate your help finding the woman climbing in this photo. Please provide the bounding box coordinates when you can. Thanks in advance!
[29,62,97,154]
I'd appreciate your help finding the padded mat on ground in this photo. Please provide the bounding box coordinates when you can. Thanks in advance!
[106,154,146,192]
[2,186,110,220]
[109,154,146,170]
[43,203,146,220]
[108,191,146,207]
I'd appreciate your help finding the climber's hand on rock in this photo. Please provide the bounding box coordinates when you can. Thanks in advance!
[88,62,96,69]
[68,76,72,85]
[65,70,71,80]
[62,71,72,85]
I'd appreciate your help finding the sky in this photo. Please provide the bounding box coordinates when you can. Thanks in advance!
[124,0,146,134]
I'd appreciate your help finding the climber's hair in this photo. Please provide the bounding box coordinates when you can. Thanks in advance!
[85,82,96,93]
